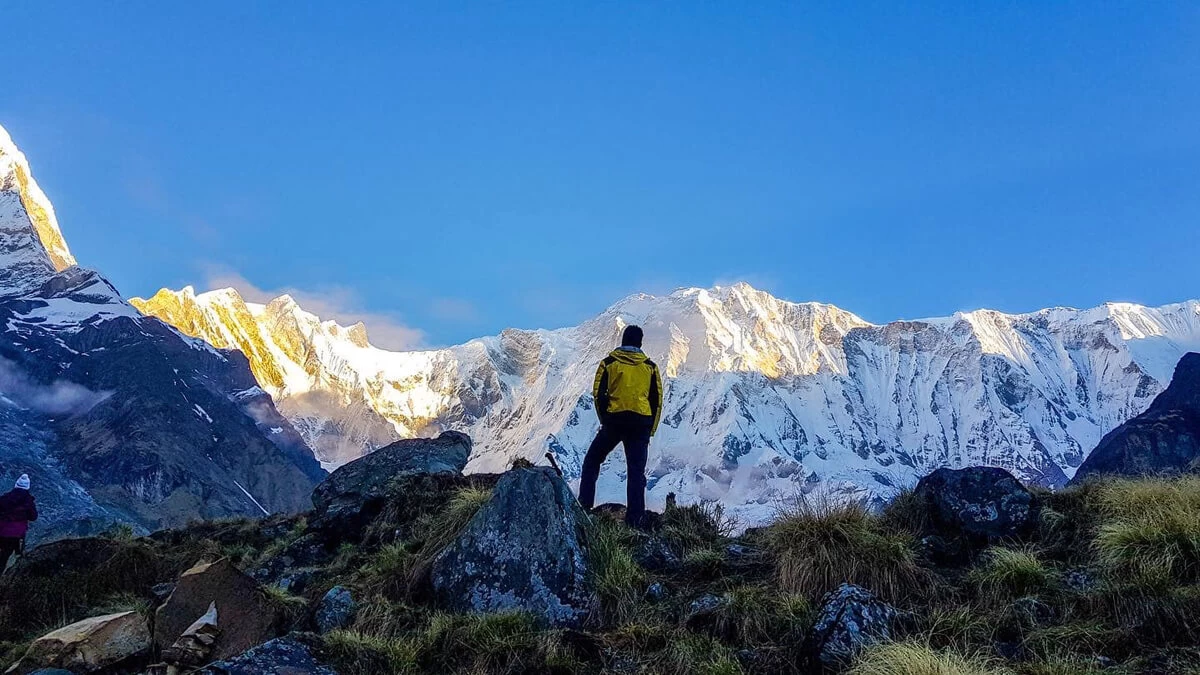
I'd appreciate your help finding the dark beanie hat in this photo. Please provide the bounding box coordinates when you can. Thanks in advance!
[621,325,644,348]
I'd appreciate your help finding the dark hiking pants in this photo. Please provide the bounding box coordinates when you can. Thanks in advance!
[578,411,652,526]
[0,537,20,572]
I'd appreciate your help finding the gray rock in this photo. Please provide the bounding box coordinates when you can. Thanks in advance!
[311,432,471,530]
[151,583,176,603]
[27,670,74,675]
[805,583,900,669]
[315,586,357,634]
[633,537,680,571]
[431,467,591,627]
[645,582,669,603]
[683,594,729,627]
[913,466,1038,543]
[1065,568,1097,593]
[198,635,337,675]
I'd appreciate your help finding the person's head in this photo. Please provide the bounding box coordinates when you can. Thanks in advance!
[14,474,29,491]
[621,325,644,349]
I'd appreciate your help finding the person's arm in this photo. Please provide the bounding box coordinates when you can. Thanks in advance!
[649,363,664,436]
[592,360,610,424]
[27,497,37,523]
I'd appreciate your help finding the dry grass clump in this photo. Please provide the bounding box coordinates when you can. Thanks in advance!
[847,641,1007,675]
[1092,477,1200,588]
[762,495,930,601]
[970,547,1056,603]
[659,501,735,557]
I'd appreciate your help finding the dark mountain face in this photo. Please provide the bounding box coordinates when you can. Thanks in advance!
[1073,352,1200,482]
[0,125,323,541]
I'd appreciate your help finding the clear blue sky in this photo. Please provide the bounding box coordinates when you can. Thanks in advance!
[4,3,1198,347]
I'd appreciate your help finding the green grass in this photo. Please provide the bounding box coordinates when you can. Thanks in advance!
[659,502,734,557]
[325,612,579,675]
[709,584,811,645]
[587,518,647,625]
[360,543,420,600]
[761,496,930,601]
[1092,477,1200,589]
[847,641,1006,675]
[970,547,1056,603]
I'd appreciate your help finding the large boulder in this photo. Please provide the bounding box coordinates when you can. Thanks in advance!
[7,611,151,674]
[1074,352,1200,482]
[431,467,592,627]
[310,431,471,530]
[913,466,1038,542]
[198,635,337,675]
[804,584,899,670]
[154,558,282,662]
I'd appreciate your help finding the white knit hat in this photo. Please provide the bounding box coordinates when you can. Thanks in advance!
[15,474,30,490]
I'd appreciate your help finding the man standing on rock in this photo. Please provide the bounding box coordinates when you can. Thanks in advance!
[578,325,663,528]
[0,474,36,571]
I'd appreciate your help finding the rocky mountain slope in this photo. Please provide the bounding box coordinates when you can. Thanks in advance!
[0,124,323,540]
[1073,351,1200,482]
[134,278,1200,524]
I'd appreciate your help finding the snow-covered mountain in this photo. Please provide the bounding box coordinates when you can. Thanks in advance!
[134,280,1200,524]
[0,124,323,540]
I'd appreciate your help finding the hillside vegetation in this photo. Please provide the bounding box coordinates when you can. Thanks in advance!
[2,468,1199,674]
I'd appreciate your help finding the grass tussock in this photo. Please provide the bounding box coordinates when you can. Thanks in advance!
[762,496,930,601]
[970,547,1056,603]
[709,584,810,646]
[325,612,579,675]
[660,502,734,557]
[1092,477,1200,588]
[847,641,1006,675]
[588,518,646,625]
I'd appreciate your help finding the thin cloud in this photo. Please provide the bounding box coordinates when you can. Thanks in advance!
[0,357,111,416]
[203,268,425,351]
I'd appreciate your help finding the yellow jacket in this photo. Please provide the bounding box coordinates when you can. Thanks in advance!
[592,347,664,435]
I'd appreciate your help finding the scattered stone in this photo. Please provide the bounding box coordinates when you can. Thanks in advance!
[645,582,669,603]
[162,602,220,666]
[154,558,282,662]
[151,582,177,603]
[311,431,471,530]
[913,467,1038,543]
[632,537,681,572]
[8,611,151,674]
[431,467,592,627]
[1064,569,1097,592]
[315,586,357,634]
[1095,656,1117,669]
[1011,596,1055,627]
[683,594,729,627]
[725,543,760,560]
[804,584,900,669]
[198,634,337,675]
[276,570,314,595]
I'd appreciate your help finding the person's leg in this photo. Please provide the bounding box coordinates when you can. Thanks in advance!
[0,538,18,572]
[578,424,621,510]
[622,419,651,527]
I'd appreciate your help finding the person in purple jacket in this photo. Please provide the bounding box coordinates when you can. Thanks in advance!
[0,474,37,571]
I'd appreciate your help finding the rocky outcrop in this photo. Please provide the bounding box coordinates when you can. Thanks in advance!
[913,466,1038,543]
[311,432,471,531]
[431,467,592,627]
[1074,352,1200,482]
[804,584,900,670]
[198,635,337,675]
[154,559,281,662]
[6,611,150,674]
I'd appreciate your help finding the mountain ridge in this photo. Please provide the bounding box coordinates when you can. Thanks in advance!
[0,123,324,540]
[134,280,1200,524]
